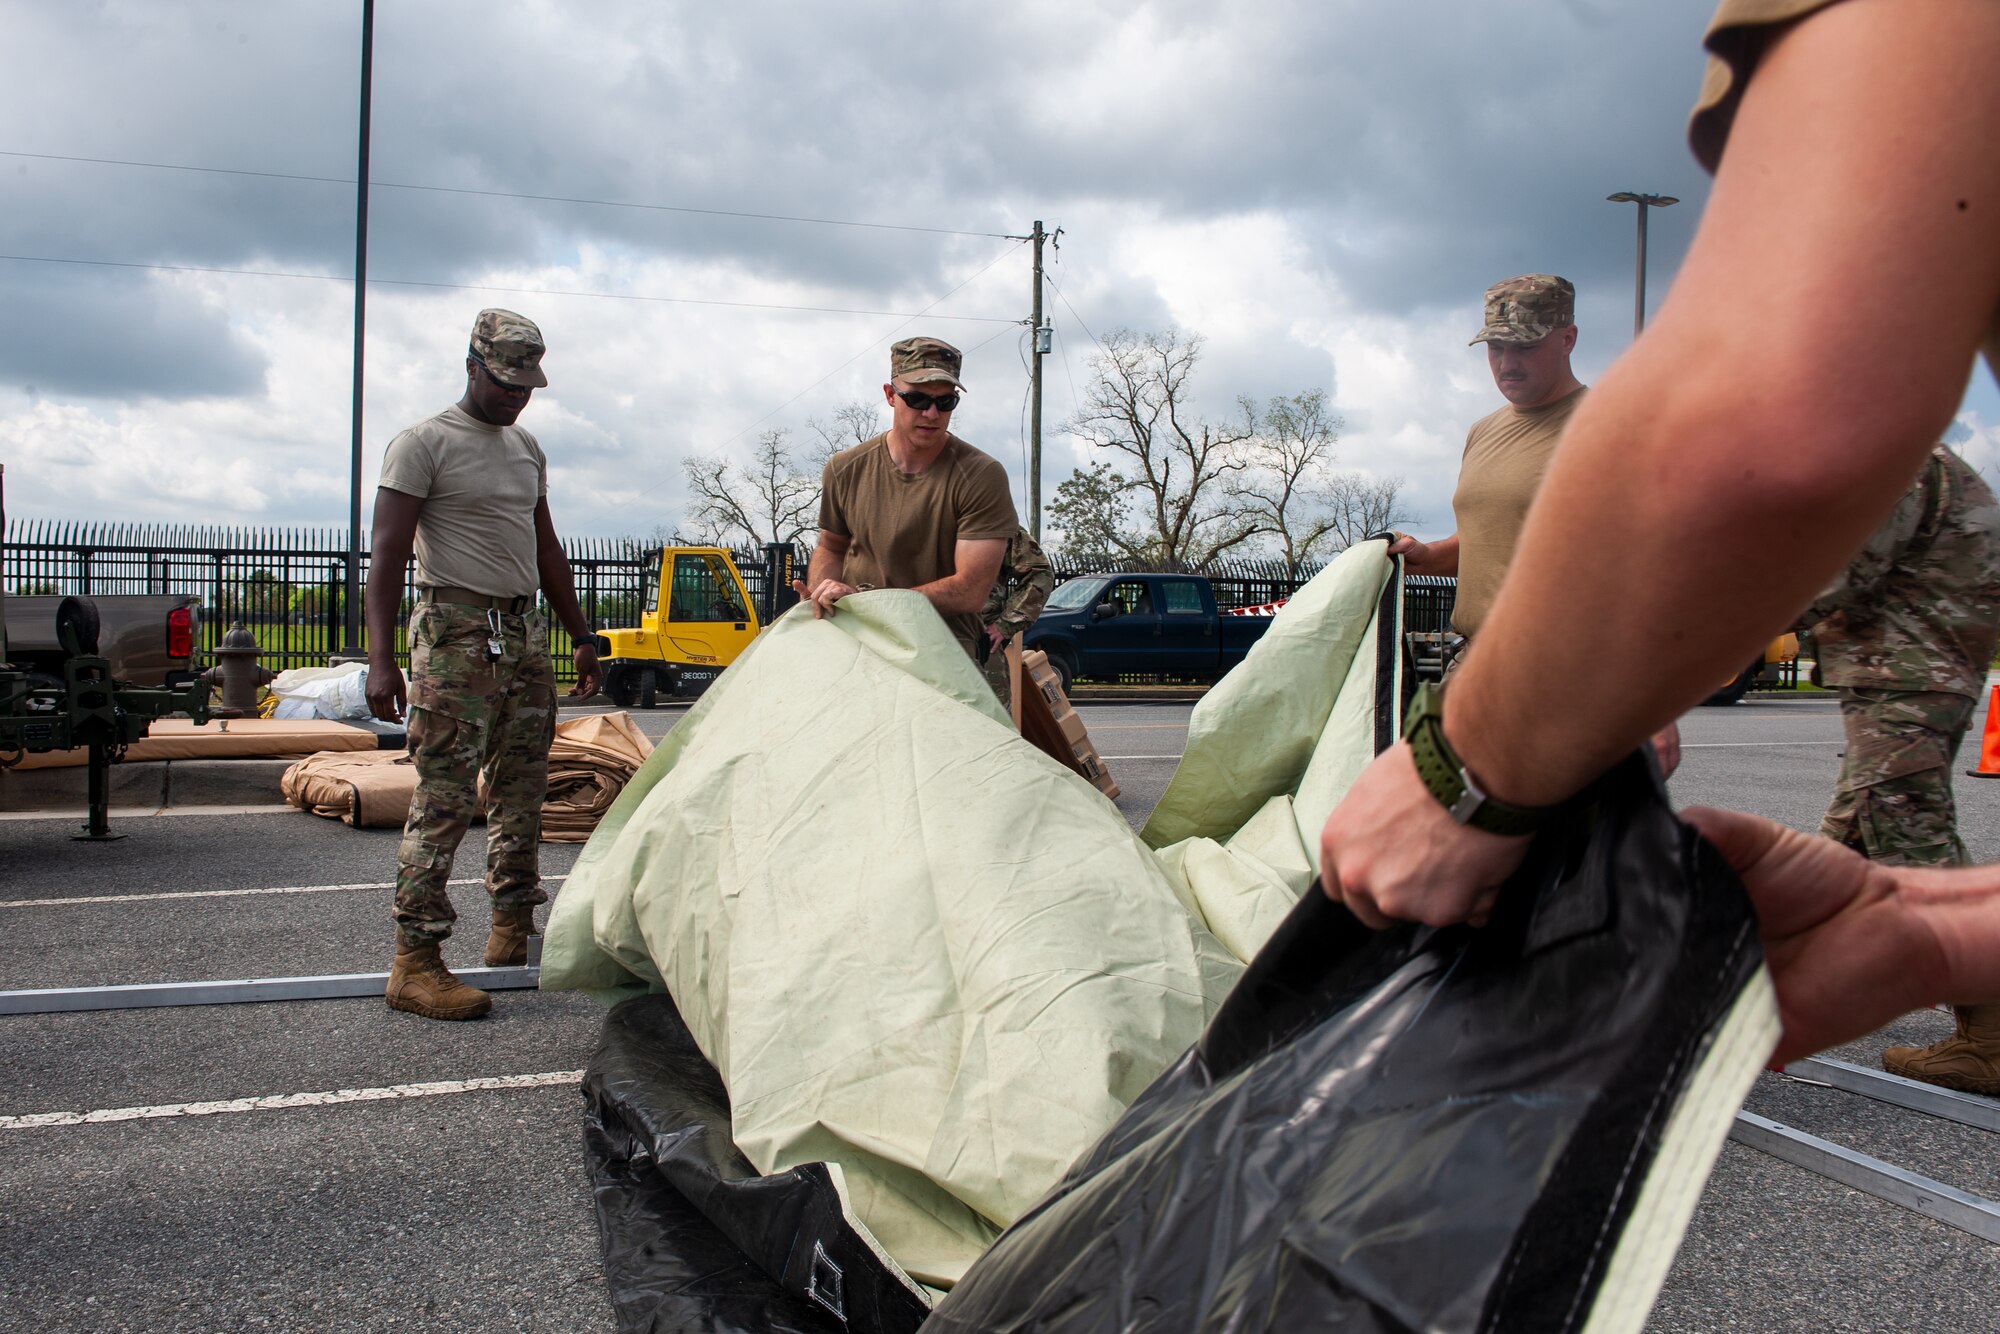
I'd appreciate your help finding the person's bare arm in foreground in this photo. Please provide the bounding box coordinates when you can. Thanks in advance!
[1321,1,2000,935]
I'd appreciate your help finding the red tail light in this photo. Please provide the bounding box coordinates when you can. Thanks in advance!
[167,606,194,659]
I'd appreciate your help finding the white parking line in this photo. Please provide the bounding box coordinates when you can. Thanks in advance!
[0,874,568,910]
[1099,755,1184,761]
[1,1070,585,1130]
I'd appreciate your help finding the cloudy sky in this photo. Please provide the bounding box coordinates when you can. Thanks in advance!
[4,0,1996,547]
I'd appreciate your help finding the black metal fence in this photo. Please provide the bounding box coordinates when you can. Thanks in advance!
[5,522,1453,686]
[1,522,807,686]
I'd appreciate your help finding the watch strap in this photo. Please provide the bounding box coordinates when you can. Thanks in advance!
[1402,684,1555,837]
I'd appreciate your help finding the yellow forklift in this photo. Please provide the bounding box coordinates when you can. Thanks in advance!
[1705,632,1802,705]
[598,546,765,707]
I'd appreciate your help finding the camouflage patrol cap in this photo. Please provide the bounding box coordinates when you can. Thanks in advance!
[469,308,549,388]
[1469,275,1576,346]
[890,336,966,390]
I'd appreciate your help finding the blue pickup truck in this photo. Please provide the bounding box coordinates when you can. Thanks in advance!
[1022,573,1273,693]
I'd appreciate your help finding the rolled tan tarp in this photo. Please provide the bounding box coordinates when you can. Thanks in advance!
[539,710,654,841]
[10,718,381,770]
[280,749,421,827]
[280,711,653,842]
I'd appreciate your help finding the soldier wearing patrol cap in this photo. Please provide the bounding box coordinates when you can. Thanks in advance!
[797,336,1019,659]
[1387,277,1683,769]
[1387,275,1586,641]
[364,308,602,1021]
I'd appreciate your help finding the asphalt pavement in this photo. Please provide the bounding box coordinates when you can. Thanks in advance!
[1,686,1996,1331]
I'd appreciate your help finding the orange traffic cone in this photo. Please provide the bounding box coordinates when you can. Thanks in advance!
[1968,684,2000,779]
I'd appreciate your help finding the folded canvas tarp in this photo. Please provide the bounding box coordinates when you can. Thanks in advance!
[545,542,1412,1315]
[280,710,652,839]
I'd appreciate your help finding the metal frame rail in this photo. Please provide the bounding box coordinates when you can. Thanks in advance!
[0,932,546,1017]
[0,965,542,1016]
[1732,1059,2000,1244]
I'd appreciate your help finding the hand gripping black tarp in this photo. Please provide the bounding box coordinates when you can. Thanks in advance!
[922,752,1767,1334]
[582,750,1766,1334]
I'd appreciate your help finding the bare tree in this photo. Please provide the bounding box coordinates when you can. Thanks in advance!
[1230,390,1414,571]
[806,400,882,467]
[679,429,820,548]
[1068,329,1259,569]
[1231,390,1341,571]
[1314,471,1414,554]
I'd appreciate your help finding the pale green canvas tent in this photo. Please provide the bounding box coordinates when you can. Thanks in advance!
[541,539,1410,1294]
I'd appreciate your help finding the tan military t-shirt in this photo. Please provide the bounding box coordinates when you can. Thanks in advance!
[1689,0,2000,381]
[818,432,1019,653]
[378,404,548,598]
[1450,387,1587,635]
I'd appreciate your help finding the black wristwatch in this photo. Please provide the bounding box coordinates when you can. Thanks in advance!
[1401,683,1557,837]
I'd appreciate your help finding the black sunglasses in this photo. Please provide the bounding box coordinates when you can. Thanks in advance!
[895,388,961,413]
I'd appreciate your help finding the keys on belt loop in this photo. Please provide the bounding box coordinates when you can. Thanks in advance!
[485,608,505,663]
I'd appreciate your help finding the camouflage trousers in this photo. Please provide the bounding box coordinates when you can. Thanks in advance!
[1821,687,1977,867]
[393,602,557,947]
[980,631,1018,712]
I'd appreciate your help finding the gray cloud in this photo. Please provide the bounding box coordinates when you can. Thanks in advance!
[0,265,265,399]
[2,0,1761,538]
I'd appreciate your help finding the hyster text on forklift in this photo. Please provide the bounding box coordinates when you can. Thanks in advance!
[596,546,768,708]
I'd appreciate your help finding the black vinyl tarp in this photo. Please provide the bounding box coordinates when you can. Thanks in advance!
[584,751,1769,1334]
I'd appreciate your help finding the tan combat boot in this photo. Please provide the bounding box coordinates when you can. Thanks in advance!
[385,940,493,1020]
[1882,1004,2000,1096]
[484,903,538,968]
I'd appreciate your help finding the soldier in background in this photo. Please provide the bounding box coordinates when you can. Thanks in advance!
[796,337,1018,659]
[1388,275,1680,771]
[979,527,1055,712]
[1799,445,2000,1090]
[366,309,601,1021]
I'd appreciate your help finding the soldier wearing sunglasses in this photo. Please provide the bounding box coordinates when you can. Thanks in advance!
[798,337,1019,659]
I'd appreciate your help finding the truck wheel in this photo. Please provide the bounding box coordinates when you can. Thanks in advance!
[1050,652,1077,699]
[638,669,659,709]
[1704,661,1759,706]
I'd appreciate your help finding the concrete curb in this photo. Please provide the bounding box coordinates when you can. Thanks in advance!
[0,757,299,814]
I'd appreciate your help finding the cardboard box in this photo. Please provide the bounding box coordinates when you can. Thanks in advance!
[1069,740,1120,800]
[1021,650,1070,714]
[1016,649,1117,800]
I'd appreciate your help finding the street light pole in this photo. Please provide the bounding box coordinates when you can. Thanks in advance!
[1605,191,1678,337]
[343,0,375,658]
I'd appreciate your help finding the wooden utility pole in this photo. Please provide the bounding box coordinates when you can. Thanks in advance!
[1028,220,1049,540]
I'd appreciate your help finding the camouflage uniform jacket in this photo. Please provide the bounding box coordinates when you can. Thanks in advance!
[980,528,1055,639]
[1800,446,2000,698]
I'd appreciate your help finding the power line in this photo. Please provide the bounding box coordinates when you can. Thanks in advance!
[1043,272,1109,358]
[0,149,1013,239]
[636,237,1028,510]
[0,253,1019,322]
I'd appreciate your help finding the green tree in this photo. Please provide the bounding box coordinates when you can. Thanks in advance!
[1047,461,1142,565]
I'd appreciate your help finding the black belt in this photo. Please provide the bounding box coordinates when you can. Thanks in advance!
[419,586,533,615]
